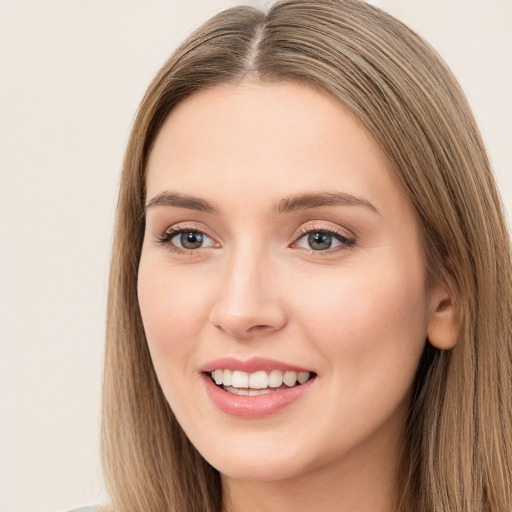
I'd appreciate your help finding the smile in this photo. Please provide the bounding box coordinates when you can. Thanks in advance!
[201,359,317,417]
[209,369,312,395]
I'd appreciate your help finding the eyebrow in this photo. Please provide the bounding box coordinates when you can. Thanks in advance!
[145,191,379,215]
[275,192,379,215]
[145,192,218,213]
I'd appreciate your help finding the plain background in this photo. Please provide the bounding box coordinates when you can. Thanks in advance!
[0,1,510,511]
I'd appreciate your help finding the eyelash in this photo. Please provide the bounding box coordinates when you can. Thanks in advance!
[292,225,355,255]
[155,224,356,255]
[155,224,215,255]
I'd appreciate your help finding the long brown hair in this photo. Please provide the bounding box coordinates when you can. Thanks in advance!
[101,1,512,510]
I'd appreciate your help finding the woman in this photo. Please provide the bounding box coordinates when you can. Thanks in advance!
[98,0,512,511]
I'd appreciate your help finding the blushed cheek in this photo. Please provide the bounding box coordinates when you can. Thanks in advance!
[137,262,199,365]
[138,265,167,349]
[137,264,199,415]
[291,265,429,371]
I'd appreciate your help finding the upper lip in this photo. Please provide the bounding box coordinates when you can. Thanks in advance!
[199,357,314,374]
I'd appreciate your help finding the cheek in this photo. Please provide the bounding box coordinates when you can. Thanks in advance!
[137,257,216,429]
[290,260,429,378]
[137,258,211,372]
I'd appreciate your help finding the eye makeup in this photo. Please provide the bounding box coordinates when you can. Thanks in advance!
[291,222,356,255]
[154,219,356,257]
[155,223,217,255]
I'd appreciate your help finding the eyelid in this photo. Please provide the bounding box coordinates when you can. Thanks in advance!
[153,220,355,255]
[290,221,356,252]
[155,223,220,252]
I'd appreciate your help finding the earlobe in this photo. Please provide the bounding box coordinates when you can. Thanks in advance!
[426,281,460,350]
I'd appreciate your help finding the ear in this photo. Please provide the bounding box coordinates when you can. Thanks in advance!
[426,278,460,350]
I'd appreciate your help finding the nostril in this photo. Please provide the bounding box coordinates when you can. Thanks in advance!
[247,324,275,334]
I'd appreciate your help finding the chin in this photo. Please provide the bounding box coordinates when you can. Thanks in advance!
[194,429,339,485]
[188,431,308,482]
[211,454,305,482]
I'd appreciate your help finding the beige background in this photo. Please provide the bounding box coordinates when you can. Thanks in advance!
[0,1,510,511]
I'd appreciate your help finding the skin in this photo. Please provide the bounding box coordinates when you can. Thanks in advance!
[138,81,456,512]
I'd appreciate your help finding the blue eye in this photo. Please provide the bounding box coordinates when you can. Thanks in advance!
[308,232,334,250]
[174,231,206,249]
[157,228,215,251]
[295,229,354,251]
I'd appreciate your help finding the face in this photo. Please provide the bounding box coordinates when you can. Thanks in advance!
[138,82,438,483]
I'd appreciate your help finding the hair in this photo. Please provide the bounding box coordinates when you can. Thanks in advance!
[101,1,512,511]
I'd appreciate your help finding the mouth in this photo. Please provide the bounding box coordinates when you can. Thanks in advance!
[206,369,317,396]
[200,357,317,416]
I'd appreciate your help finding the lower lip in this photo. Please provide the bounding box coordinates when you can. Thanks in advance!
[202,373,315,417]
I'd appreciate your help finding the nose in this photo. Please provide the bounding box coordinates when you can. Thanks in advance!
[208,249,288,340]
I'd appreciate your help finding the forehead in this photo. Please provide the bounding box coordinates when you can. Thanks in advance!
[145,81,407,217]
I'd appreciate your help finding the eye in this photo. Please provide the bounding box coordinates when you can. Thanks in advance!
[174,230,211,249]
[156,227,216,251]
[294,227,355,252]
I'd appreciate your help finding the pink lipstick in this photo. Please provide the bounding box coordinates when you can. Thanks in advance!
[200,357,317,417]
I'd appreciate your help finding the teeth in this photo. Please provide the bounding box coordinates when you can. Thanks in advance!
[283,371,297,387]
[223,369,232,386]
[249,370,268,389]
[231,370,249,388]
[224,386,273,396]
[268,369,283,388]
[209,369,311,390]
[298,371,309,384]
